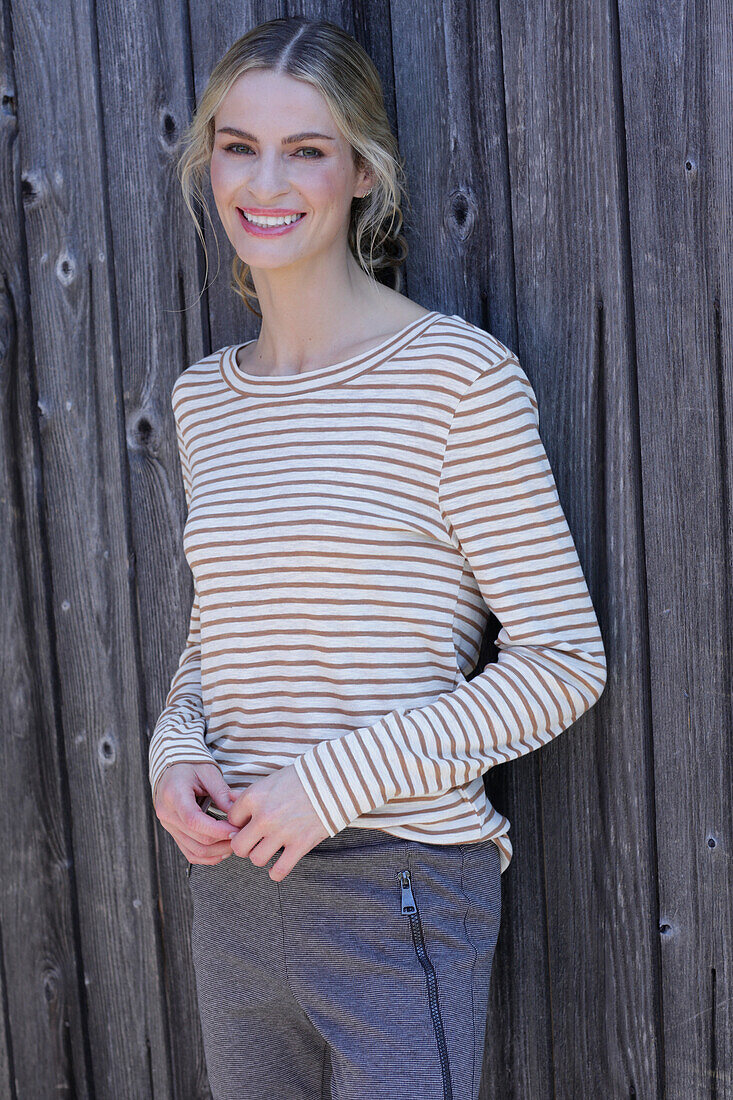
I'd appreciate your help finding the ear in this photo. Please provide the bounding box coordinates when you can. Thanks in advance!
[354,158,376,200]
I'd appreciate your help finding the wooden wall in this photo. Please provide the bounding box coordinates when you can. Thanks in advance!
[0,1,730,1096]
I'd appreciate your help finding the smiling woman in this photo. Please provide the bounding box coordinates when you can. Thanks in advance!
[148,14,606,1100]
[175,31,409,327]
[216,126,326,233]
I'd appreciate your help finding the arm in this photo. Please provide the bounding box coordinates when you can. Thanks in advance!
[148,399,221,804]
[292,356,608,836]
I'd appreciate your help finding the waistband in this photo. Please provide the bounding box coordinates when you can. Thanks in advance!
[314,825,409,852]
[313,825,467,853]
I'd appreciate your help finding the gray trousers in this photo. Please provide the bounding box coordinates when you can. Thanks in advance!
[187,825,502,1100]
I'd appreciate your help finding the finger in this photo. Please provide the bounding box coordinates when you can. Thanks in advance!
[229,823,265,859]
[201,767,238,815]
[185,848,229,866]
[177,788,240,843]
[227,795,254,829]
[195,814,240,842]
[267,845,302,882]
[183,845,231,865]
[246,836,285,868]
[168,826,235,862]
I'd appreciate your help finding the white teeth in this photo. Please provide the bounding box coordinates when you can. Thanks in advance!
[242,211,304,227]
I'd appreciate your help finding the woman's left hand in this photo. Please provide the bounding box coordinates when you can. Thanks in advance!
[226,765,331,880]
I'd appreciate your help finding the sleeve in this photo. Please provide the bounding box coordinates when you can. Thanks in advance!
[292,356,608,836]
[147,397,221,804]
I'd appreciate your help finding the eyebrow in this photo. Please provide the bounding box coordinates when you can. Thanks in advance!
[215,126,336,144]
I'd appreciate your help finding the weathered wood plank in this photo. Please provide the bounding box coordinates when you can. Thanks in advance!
[93,0,219,1094]
[500,1,659,1095]
[0,7,96,1099]
[618,0,733,1095]
[11,0,175,1093]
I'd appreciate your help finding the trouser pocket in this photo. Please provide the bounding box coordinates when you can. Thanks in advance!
[397,868,454,1100]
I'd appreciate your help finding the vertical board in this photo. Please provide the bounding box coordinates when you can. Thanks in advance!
[9,0,177,1094]
[0,8,94,1098]
[500,1,661,1095]
[93,0,218,1093]
[618,0,733,1095]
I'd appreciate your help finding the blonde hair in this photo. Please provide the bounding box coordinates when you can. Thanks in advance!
[176,16,411,318]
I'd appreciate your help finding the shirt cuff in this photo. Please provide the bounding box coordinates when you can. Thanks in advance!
[149,735,221,805]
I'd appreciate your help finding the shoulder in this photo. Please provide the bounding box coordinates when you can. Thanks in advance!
[428,313,537,414]
[171,347,227,414]
[432,312,516,361]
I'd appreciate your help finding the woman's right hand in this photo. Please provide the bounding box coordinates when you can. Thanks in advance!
[153,762,239,865]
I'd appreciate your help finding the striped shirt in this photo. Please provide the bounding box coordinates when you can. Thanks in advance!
[148,310,607,874]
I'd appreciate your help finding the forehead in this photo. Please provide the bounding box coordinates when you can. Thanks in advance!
[215,69,336,132]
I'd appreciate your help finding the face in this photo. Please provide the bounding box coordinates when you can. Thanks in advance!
[210,69,373,272]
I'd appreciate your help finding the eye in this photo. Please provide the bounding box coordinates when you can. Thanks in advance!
[222,144,324,159]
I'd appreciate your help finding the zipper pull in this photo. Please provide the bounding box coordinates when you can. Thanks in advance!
[398,869,417,914]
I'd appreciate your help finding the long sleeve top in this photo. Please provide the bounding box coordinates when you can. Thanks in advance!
[148,311,607,874]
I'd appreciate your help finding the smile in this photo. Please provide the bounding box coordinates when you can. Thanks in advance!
[237,209,307,236]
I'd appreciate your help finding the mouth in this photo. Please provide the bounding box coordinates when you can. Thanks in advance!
[237,208,307,237]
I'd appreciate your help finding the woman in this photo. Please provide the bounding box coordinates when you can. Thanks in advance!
[149,16,607,1100]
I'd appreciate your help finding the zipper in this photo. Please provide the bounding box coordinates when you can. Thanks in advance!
[398,868,453,1100]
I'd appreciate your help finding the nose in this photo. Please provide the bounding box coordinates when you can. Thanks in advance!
[244,149,291,204]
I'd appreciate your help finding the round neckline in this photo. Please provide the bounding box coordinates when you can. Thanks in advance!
[218,310,445,397]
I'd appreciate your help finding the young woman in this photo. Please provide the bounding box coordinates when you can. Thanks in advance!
[149,16,607,1100]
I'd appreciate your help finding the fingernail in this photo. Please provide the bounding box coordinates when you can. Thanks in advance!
[228,830,238,839]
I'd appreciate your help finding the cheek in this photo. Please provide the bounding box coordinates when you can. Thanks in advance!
[209,157,222,191]
[306,167,352,211]
[209,154,242,199]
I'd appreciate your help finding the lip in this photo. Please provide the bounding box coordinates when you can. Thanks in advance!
[241,206,305,215]
[237,207,307,237]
